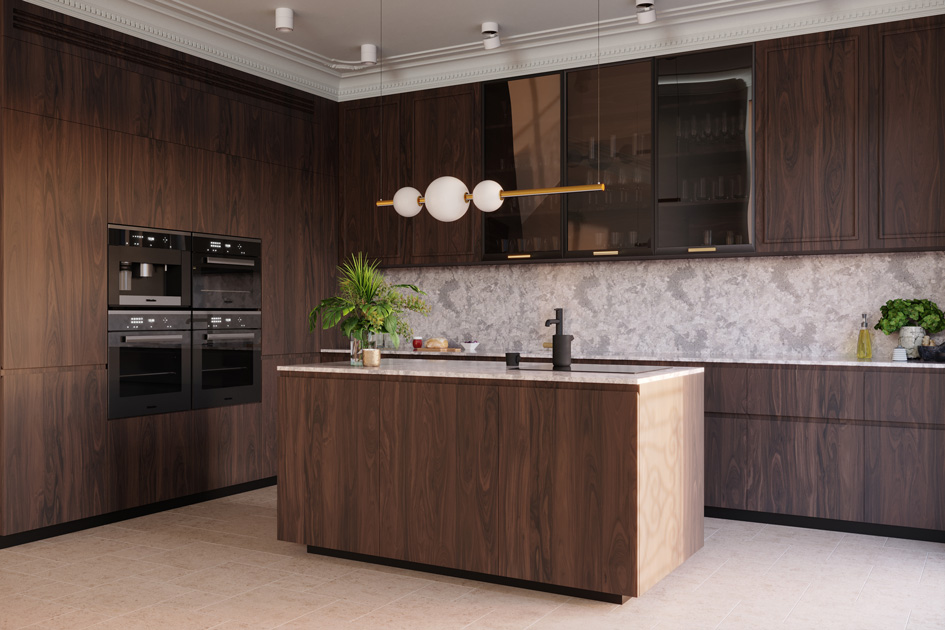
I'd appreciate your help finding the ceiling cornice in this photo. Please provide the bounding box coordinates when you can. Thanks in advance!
[22,0,945,102]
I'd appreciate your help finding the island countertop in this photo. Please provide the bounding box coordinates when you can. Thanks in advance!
[278,358,704,386]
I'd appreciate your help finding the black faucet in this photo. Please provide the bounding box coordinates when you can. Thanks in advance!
[545,308,573,370]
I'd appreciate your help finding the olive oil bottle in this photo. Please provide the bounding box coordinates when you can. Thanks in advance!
[857,313,873,360]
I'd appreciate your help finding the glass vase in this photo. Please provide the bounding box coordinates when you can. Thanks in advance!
[349,337,363,366]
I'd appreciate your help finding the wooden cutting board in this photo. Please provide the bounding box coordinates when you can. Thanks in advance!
[413,347,462,353]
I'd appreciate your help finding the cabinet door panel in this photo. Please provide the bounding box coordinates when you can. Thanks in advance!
[108,411,197,512]
[863,370,945,426]
[455,385,498,574]
[283,167,319,354]
[704,365,747,414]
[2,368,107,535]
[756,29,868,252]
[872,17,945,248]
[744,367,863,420]
[193,403,263,492]
[405,86,481,263]
[2,110,106,369]
[704,415,752,510]
[261,354,319,478]
[865,425,945,530]
[200,153,263,238]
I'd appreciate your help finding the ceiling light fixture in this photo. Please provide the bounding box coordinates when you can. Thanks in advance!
[636,0,656,24]
[482,22,500,50]
[382,7,607,221]
[274,7,294,32]
[360,44,377,65]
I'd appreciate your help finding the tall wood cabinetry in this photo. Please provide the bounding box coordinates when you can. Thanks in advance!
[0,0,336,535]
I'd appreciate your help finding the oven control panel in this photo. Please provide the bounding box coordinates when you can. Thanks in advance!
[191,311,261,330]
[107,310,191,332]
[108,226,189,250]
[192,234,261,258]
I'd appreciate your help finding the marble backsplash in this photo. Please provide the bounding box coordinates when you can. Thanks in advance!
[383,251,945,361]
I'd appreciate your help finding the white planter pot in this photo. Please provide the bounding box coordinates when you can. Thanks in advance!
[899,326,925,359]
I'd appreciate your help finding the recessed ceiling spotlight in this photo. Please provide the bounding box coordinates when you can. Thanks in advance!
[482,22,500,50]
[275,7,294,32]
[636,0,656,24]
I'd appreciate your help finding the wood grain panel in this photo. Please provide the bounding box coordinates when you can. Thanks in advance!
[283,167,318,354]
[107,411,196,512]
[497,385,556,584]
[755,28,868,252]
[704,415,754,510]
[864,425,945,530]
[1,367,107,535]
[278,375,379,553]
[2,109,106,369]
[193,403,263,492]
[339,98,407,264]
[261,354,319,478]
[107,132,209,232]
[600,390,637,596]
[285,112,315,173]
[704,365,747,414]
[315,173,345,352]
[405,85,482,263]
[380,380,458,566]
[635,373,704,595]
[864,370,945,426]
[314,97,339,178]
[201,153,263,238]
[455,385,498,574]
[753,418,864,521]
[260,163,287,356]
[744,366,863,420]
[872,17,945,248]
[4,37,106,127]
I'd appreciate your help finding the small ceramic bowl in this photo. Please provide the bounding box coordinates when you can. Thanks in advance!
[461,342,480,353]
[917,344,945,362]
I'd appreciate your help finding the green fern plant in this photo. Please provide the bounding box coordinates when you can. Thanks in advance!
[308,253,429,348]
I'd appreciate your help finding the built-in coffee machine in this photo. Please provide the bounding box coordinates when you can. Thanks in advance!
[108,225,191,308]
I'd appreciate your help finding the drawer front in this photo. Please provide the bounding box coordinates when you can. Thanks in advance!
[744,367,864,420]
[864,371,945,426]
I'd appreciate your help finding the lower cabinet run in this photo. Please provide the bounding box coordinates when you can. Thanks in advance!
[277,363,705,601]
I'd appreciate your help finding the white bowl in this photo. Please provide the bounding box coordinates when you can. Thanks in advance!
[461,342,480,353]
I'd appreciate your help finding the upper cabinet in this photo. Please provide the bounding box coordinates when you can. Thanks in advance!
[755,28,869,253]
[656,46,754,254]
[566,61,653,257]
[870,16,945,250]
[483,74,563,261]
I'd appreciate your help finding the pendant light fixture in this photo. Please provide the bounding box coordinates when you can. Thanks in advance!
[380,3,607,221]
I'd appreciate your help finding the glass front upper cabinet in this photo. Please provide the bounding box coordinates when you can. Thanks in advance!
[483,74,563,260]
[656,46,754,254]
[566,60,653,257]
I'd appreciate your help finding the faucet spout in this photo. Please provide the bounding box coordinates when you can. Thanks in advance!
[544,308,564,336]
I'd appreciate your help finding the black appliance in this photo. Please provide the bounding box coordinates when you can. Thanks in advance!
[107,311,192,419]
[191,234,261,310]
[192,311,261,409]
[108,226,191,308]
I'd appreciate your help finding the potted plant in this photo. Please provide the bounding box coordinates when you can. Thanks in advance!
[874,298,945,359]
[309,253,429,366]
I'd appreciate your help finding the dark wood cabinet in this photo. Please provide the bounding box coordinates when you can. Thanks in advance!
[1,109,107,370]
[863,370,945,426]
[755,28,870,252]
[1,367,107,535]
[403,85,482,264]
[108,411,198,512]
[107,132,210,232]
[277,374,380,555]
[193,404,263,492]
[338,97,408,265]
[864,425,945,530]
[199,153,264,238]
[744,366,863,420]
[870,16,945,249]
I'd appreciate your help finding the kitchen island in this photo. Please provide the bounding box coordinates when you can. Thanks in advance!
[276,359,704,602]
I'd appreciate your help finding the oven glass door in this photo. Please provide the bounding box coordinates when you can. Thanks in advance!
[192,330,261,409]
[108,331,191,419]
[192,256,261,310]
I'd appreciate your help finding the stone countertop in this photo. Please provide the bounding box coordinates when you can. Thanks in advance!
[319,348,945,369]
[278,358,703,386]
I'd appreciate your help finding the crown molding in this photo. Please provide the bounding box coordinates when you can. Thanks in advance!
[22,0,945,103]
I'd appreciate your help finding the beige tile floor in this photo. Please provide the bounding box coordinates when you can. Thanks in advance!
[0,486,942,629]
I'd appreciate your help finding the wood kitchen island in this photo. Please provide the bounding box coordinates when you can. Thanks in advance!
[276,359,704,602]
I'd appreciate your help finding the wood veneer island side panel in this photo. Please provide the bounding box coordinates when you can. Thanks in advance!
[277,365,704,600]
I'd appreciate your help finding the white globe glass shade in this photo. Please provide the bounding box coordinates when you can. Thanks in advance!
[472,180,504,212]
[392,187,423,217]
[424,177,469,222]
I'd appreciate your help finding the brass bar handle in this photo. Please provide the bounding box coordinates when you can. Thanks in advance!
[688,247,717,253]
[592,250,619,256]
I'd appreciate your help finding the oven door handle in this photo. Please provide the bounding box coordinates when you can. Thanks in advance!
[123,334,184,343]
[204,257,256,267]
[205,333,257,341]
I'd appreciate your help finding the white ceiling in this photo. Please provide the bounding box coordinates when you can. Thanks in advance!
[24,0,945,101]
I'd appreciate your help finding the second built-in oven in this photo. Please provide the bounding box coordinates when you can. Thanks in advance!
[192,311,261,409]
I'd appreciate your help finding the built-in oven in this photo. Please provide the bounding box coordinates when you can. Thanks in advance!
[192,311,261,409]
[191,234,261,310]
[108,225,191,308]
[107,311,192,419]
